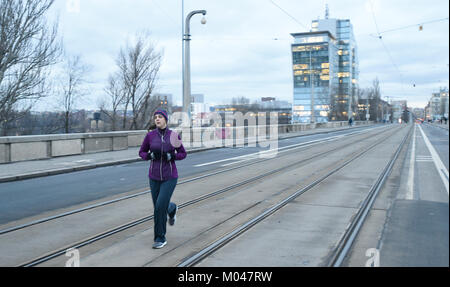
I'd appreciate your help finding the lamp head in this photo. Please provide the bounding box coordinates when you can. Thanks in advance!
[201,16,206,25]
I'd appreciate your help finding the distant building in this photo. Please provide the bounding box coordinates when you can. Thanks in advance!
[412,108,425,120]
[211,98,292,125]
[187,94,211,126]
[191,94,204,103]
[291,12,358,123]
[425,87,448,121]
[191,102,211,127]
[257,98,291,124]
[391,100,407,123]
[261,97,276,102]
[424,102,431,121]
[154,93,173,111]
[439,87,449,119]
[430,92,441,120]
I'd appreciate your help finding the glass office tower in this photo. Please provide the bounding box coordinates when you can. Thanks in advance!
[291,18,358,123]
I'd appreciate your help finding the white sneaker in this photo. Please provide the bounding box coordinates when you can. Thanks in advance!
[152,241,167,249]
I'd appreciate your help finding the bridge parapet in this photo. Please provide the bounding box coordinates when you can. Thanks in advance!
[0,121,372,164]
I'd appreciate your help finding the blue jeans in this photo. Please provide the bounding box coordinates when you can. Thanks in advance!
[150,178,178,243]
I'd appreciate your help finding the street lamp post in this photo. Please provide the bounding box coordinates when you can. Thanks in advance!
[183,10,206,125]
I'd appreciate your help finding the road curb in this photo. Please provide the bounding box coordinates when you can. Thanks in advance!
[0,146,223,183]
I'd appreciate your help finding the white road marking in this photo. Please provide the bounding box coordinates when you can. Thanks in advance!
[418,124,449,195]
[416,155,433,162]
[220,158,253,167]
[193,135,343,167]
[406,124,416,200]
[194,125,387,167]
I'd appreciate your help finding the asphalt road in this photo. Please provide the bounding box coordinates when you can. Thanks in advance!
[378,123,449,266]
[421,123,449,171]
[0,125,383,225]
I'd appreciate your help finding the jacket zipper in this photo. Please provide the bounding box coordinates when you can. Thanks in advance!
[159,129,165,181]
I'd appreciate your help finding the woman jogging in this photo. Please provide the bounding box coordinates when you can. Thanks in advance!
[139,109,187,249]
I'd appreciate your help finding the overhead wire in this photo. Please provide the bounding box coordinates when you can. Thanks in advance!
[374,17,449,36]
[268,0,309,31]
[368,0,407,95]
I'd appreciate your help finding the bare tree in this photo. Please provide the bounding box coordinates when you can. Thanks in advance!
[116,33,162,130]
[39,112,64,134]
[99,73,125,131]
[57,55,89,133]
[328,84,346,121]
[0,0,61,136]
[355,87,370,121]
[365,77,383,122]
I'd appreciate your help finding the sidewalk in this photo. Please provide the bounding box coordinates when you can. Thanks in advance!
[0,124,371,183]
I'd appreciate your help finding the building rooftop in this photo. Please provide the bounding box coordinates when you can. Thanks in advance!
[290,30,336,41]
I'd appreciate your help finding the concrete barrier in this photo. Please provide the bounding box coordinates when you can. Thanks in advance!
[0,121,373,164]
[0,131,139,164]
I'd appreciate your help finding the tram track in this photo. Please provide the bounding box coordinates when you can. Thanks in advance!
[7,125,398,267]
[0,125,386,236]
[177,125,412,267]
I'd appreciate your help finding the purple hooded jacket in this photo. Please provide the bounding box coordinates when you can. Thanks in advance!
[139,127,187,181]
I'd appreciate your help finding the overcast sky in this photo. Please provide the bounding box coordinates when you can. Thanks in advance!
[41,0,449,110]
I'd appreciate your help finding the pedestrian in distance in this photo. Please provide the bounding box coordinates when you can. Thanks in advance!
[348,117,353,127]
[139,109,187,249]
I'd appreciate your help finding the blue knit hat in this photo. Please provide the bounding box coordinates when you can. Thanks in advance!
[154,109,168,122]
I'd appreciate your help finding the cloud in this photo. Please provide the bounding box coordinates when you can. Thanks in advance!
[40,0,449,110]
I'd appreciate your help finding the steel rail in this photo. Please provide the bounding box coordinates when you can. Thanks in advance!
[176,126,409,267]
[17,125,398,267]
[1,125,387,236]
[326,124,412,267]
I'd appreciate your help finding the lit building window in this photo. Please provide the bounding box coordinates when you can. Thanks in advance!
[338,72,350,78]
[301,36,324,43]
[321,63,329,68]
[292,46,306,52]
[293,64,308,70]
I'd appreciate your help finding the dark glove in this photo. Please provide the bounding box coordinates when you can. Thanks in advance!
[148,150,161,160]
[162,151,175,161]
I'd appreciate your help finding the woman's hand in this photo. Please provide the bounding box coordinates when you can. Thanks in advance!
[162,151,176,161]
[149,150,161,160]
